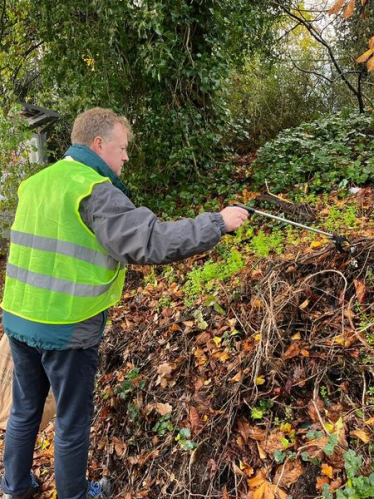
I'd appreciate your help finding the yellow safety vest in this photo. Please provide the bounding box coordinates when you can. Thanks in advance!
[1,158,126,324]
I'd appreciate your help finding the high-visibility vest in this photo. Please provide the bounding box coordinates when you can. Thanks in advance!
[1,158,126,324]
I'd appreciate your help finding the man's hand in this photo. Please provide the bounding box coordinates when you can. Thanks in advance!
[220,206,249,233]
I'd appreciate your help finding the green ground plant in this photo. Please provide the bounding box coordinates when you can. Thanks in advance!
[324,204,359,233]
[322,450,374,498]
[249,228,284,257]
[183,248,245,305]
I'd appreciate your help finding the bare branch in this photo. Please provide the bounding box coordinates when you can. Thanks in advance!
[276,22,302,43]
[270,0,365,112]
[289,57,333,83]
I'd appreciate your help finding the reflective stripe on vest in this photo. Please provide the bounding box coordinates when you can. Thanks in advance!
[1,158,126,324]
[11,230,117,270]
[6,263,113,297]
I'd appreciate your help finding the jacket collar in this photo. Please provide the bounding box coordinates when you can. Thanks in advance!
[64,144,130,197]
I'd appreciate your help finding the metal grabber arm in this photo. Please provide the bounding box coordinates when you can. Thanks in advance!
[230,203,352,253]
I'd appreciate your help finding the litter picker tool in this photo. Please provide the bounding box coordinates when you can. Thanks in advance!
[230,203,352,253]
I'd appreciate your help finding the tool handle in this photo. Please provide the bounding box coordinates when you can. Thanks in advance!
[230,202,256,214]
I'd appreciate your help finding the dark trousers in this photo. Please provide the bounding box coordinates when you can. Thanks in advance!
[1,337,99,499]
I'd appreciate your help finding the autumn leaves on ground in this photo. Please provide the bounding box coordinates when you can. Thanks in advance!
[1,186,374,499]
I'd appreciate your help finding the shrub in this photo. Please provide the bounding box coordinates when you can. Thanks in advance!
[251,111,374,194]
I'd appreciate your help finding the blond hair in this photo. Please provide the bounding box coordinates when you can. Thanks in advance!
[71,107,133,145]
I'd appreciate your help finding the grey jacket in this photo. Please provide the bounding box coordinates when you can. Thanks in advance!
[80,182,226,264]
[2,181,225,349]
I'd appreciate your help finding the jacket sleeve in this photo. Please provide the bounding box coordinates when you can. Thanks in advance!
[79,182,226,265]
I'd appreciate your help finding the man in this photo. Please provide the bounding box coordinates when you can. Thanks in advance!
[0,108,248,499]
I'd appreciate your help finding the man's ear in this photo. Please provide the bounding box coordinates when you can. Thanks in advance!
[90,136,103,155]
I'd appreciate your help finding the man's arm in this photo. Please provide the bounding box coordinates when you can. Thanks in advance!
[80,182,229,265]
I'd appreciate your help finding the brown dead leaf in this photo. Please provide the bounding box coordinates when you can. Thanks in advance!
[155,403,173,416]
[111,436,127,457]
[307,397,325,423]
[326,403,343,423]
[257,442,267,460]
[316,476,330,491]
[330,478,343,491]
[157,363,174,376]
[274,460,303,488]
[283,343,300,360]
[230,370,242,383]
[299,298,310,309]
[262,431,290,455]
[195,331,211,345]
[248,469,288,499]
[364,416,374,426]
[350,429,371,443]
[237,421,266,442]
[189,406,202,434]
[353,278,367,304]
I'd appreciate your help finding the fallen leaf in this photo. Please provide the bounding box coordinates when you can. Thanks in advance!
[155,403,173,416]
[274,460,303,487]
[157,363,174,376]
[283,343,300,360]
[316,476,330,491]
[299,299,310,309]
[212,350,230,362]
[257,442,267,460]
[307,398,325,423]
[248,469,288,499]
[111,436,127,457]
[321,463,334,479]
[291,333,301,340]
[237,421,266,442]
[368,56,374,72]
[353,279,367,304]
[262,431,290,455]
[350,429,371,443]
[230,371,242,383]
[256,376,266,385]
[189,406,202,434]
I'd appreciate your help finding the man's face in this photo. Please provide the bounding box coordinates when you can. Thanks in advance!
[96,123,129,177]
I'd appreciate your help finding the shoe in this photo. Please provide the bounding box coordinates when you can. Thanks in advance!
[86,477,111,499]
[2,473,39,499]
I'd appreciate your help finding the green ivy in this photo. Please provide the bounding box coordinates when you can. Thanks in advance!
[252,111,374,194]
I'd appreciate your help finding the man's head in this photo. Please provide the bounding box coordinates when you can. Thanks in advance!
[71,107,133,177]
